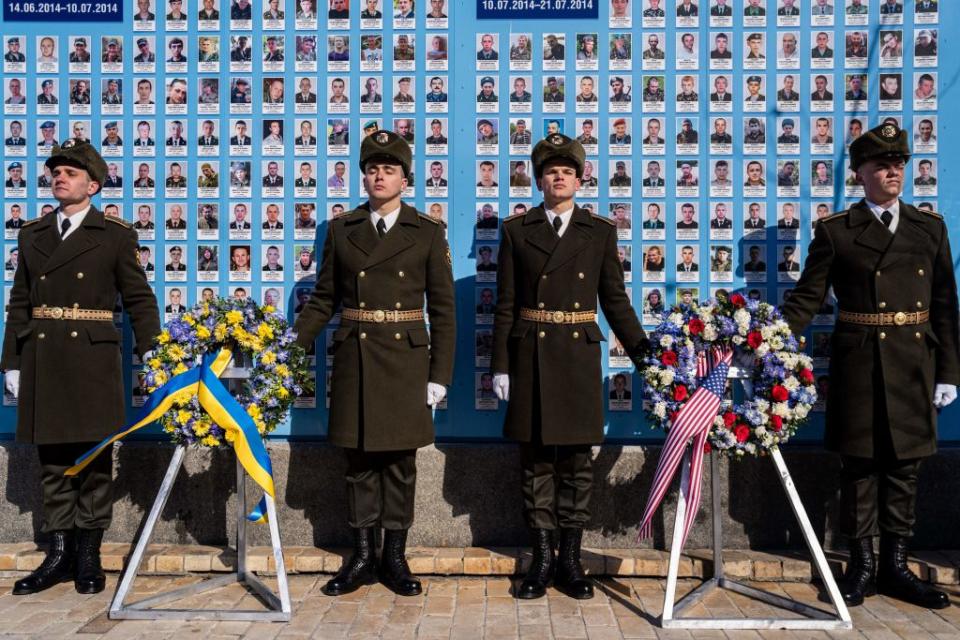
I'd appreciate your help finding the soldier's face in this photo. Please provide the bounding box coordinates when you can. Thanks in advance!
[538,163,580,201]
[51,165,98,205]
[363,162,407,201]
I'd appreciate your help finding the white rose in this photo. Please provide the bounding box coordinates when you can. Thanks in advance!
[769,336,784,351]
[794,404,810,419]
[659,369,676,386]
[783,377,800,392]
[669,313,684,327]
[772,402,791,418]
[660,335,674,348]
[755,343,770,357]
[653,402,667,419]
[703,325,718,341]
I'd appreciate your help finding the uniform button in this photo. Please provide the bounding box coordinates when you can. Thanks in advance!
[879,302,887,309]
[538,331,546,338]
[917,301,923,308]
[574,302,580,309]
[394,332,402,340]
[360,332,367,339]
[578,272,585,279]
[537,302,545,309]
[38,333,45,339]
[398,271,405,278]
[395,302,402,309]
[875,271,881,277]
[918,269,925,276]
[76,272,84,279]
[572,331,580,339]
[359,302,366,308]
[916,332,923,339]
[39,275,46,280]
[541,275,548,280]
[359,271,366,278]
[879,332,887,340]
[73,303,79,308]
[70,331,78,338]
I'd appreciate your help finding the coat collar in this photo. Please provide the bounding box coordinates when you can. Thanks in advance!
[346,201,421,268]
[523,204,596,274]
[36,205,104,274]
[847,199,930,270]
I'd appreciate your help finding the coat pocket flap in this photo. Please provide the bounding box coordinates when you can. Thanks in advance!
[509,323,531,338]
[924,327,941,348]
[583,323,606,343]
[407,327,430,347]
[86,324,121,343]
[15,326,32,339]
[332,325,354,342]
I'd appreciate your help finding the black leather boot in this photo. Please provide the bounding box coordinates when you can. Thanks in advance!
[322,527,379,596]
[12,530,74,595]
[877,534,949,609]
[838,537,876,606]
[516,529,554,599]
[74,528,106,594]
[379,529,421,596]
[554,528,594,599]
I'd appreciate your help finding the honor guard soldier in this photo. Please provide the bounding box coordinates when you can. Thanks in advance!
[491,134,648,600]
[293,130,455,597]
[1,140,161,595]
[782,123,960,609]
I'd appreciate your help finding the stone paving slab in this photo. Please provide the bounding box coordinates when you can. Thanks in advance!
[0,574,955,638]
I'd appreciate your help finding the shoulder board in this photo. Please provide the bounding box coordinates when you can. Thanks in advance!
[503,214,525,224]
[591,214,616,226]
[105,215,133,229]
[819,211,849,223]
[917,208,943,220]
[20,218,42,228]
[418,213,440,225]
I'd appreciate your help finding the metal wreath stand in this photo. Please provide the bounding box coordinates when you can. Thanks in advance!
[109,360,291,621]
[659,367,852,631]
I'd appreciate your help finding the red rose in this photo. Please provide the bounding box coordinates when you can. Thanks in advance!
[673,385,688,402]
[688,318,705,335]
[703,441,712,454]
[729,293,746,308]
[799,368,814,384]
[747,331,763,349]
[771,385,789,402]
[723,411,736,427]
[770,415,783,432]
[660,351,678,366]
[734,424,750,443]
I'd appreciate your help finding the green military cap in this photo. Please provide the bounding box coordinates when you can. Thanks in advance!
[45,139,108,192]
[531,133,586,179]
[849,122,911,170]
[359,129,412,177]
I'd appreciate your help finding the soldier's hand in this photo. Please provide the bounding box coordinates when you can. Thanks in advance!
[933,383,957,409]
[426,382,447,407]
[493,373,510,401]
[4,370,19,399]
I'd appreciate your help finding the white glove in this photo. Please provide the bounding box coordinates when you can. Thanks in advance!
[426,382,447,407]
[493,373,510,401]
[4,370,19,399]
[933,383,957,409]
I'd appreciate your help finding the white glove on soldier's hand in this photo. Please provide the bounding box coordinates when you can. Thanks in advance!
[426,382,447,407]
[493,373,510,402]
[4,370,19,399]
[933,383,957,409]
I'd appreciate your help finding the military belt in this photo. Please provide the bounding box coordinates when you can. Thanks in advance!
[32,306,114,321]
[341,307,425,323]
[838,309,930,327]
[520,308,598,324]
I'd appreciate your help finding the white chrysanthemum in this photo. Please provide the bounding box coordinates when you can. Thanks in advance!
[659,369,676,386]
[755,399,770,412]
[760,325,777,340]
[669,313,684,327]
[755,426,768,438]
[744,443,757,455]
[732,335,744,345]
[714,415,726,428]
[769,336,784,351]
[783,376,800,392]
[762,434,776,448]
[794,404,810,419]
[653,402,667,419]
[703,324,718,341]
[644,368,662,384]
[781,353,798,368]
[772,402,791,418]
[755,343,770,357]
[660,335,674,348]
[797,354,814,368]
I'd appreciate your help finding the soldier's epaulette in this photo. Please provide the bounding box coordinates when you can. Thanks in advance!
[418,213,440,225]
[818,211,849,224]
[105,215,133,229]
[20,218,42,228]
[917,208,943,220]
[503,213,525,224]
[591,214,616,226]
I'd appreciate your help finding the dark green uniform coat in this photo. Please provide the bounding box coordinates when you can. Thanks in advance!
[492,206,647,445]
[0,207,161,445]
[782,201,960,459]
[293,203,455,452]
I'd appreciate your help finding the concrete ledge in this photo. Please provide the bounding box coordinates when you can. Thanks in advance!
[1,442,960,550]
[2,544,959,585]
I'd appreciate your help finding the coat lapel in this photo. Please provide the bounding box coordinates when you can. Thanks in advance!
[523,208,559,257]
[346,206,379,257]
[542,208,593,274]
[849,200,894,257]
[877,203,930,270]
[361,203,419,269]
[40,207,104,274]
[31,213,59,259]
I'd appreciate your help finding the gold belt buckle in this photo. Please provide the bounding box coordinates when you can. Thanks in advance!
[894,311,907,326]
[552,310,566,324]
[49,306,64,319]
[372,309,386,323]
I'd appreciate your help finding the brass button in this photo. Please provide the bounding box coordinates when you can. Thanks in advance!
[395,302,402,309]
[398,271,405,278]
[916,332,923,339]
[541,275,548,280]
[76,272,84,279]
[918,269,925,276]
[38,333,45,339]
[359,302,366,308]
[39,275,46,280]
[572,331,580,339]
[73,303,79,308]
[574,302,580,309]
[876,271,881,277]
[917,301,923,308]
[538,331,546,338]
[879,332,887,340]
[360,332,367,339]
[394,332,402,340]
[879,302,887,309]
[578,272,585,279]
[359,271,366,278]
[537,302,545,309]
[70,331,78,338]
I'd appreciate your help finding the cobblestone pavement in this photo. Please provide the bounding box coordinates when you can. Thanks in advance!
[0,574,957,639]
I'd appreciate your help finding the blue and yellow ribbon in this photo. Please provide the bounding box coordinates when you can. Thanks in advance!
[66,348,275,523]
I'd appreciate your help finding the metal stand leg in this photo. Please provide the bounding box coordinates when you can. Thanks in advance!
[659,449,852,630]
[109,445,291,621]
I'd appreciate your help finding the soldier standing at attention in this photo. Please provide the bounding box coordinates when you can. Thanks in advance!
[294,130,455,597]
[781,123,959,609]
[1,140,160,595]
[491,135,647,600]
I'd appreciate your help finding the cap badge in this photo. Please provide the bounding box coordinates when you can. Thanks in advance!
[550,135,564,145]
[881,124,897,139]
[375,131,390,144]
[61,139,76,149]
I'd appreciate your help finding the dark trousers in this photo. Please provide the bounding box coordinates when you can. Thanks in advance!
[519,444,593,530]
[344,448,417,530]
[37,442,113,533]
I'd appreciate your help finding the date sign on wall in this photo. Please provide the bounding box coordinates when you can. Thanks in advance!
[477,0,598,20]
[4,0,123,21]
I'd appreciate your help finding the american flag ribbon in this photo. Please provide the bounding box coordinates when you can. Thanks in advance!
[637,346,733,549]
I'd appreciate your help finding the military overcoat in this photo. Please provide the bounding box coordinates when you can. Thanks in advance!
[0,207,161,444]
[782,200,960,459]
[293,203,455,451]
[492,206,647,445]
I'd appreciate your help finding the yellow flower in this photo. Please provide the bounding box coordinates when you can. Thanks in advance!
[182,314,196,326]
[193,421,211,437]
[226,310,244,325]
[246,404,262,420]
[201,435,220,447]
[201,303,210,317]
[147,358,161,369]
[196,326,211,340]
[257,323,274,340]
[173,363,188,376]
[275,364,290,378]
[157,330,171,345]
[176,409,192,425]
[263,305,275,314]
[260,351,277,365]
[214,324,228,340]
[277,386,289,399]
[224,429,237,443]
[167,345,186,361]
[154,371,168,386]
